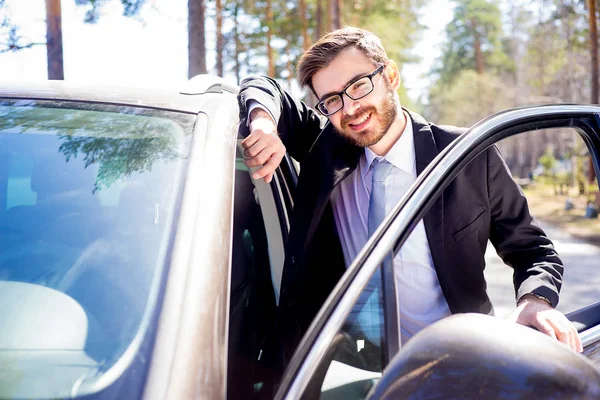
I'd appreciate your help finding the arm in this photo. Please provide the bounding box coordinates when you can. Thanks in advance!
[487,145,562,306]
[486,146,581,352]
[238,76,328,166]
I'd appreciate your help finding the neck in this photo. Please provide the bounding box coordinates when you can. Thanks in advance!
[368,109,407,156]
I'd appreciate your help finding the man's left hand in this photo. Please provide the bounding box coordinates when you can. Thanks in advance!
[509,294,583,353]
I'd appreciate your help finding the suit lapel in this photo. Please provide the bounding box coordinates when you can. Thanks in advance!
[408,110,449,292]
[300,127,362,252]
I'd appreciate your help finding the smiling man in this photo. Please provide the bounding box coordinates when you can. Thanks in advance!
[237,27,581,376]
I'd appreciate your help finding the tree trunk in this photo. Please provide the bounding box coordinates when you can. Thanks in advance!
[286,37,294,92]
[471,17,484,75]
[45,0,64,80]
[330,0,341,30]
[216,0,224,76]
[315,0,322,41]
[563,5,574,102]
[188,0,207,78]
[589,0,598,183]
[266,0,275,77]
[234,0,241,85]
[589,0,598,104]
[538,5,545,95]
[299,0,310,51]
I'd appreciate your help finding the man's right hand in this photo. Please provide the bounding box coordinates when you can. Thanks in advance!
[241,108,286,183]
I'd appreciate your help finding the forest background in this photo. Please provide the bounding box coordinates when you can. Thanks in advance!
[3,0,599,122]
[2,0,600,235]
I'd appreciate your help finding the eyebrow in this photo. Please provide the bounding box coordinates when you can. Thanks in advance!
[318,71,371,102]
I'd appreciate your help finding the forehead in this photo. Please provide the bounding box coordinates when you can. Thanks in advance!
[312,47,379,99]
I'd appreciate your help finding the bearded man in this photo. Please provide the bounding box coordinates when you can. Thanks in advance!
[237,27,581,375]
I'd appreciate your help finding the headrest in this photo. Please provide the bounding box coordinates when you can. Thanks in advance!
[0,281,88,350]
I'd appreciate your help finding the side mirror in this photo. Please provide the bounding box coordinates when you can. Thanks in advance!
[369,314,600,399]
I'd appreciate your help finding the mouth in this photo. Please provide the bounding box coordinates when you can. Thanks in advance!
[347,112,372,131]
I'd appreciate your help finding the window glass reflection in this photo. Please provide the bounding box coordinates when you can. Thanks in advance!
[0,101,194,399]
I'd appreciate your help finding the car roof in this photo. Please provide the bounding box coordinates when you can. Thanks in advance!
[0,75,239,115]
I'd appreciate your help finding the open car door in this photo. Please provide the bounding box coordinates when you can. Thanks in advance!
[275,105,600,400]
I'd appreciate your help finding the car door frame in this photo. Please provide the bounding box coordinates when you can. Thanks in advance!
[274,105,600,400]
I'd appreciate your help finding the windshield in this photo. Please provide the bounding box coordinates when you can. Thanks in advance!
[0,100,194,399]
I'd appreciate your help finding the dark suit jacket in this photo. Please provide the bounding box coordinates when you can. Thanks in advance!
[238,75,564,356]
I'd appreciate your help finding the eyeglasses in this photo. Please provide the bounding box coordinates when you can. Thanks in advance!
[315,65,385,116]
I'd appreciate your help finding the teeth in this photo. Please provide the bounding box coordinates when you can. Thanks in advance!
[351,113,370,126]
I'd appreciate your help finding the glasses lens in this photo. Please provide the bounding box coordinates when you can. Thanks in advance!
[347,77,373,100]
[319,95,343,115]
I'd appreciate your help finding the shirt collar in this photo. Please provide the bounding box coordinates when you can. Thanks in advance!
[362,111,416,177]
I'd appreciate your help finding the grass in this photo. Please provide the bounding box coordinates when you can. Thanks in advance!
[522,181,600,247]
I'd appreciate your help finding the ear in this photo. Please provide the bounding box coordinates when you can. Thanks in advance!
[385,60,401,91]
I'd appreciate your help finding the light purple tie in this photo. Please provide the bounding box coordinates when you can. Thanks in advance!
[357,158,395,345]
[368,158,395,237]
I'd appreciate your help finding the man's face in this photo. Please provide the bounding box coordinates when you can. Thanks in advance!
[312,47,400,147]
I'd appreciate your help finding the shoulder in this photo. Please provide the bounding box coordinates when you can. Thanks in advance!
[429,123,468,151]
[427,122,500,170]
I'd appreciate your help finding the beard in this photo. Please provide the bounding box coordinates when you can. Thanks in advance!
[334,81,399,148]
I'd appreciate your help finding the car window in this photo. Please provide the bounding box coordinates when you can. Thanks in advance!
[485,128,600,318]
[299,264,392,400]
[282,110,600,399]
[361,126,600,397]
[0,100,194,399]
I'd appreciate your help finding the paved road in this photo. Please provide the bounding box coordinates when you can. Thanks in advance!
[484,221,600,318]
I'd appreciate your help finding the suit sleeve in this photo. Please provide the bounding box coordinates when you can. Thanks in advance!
[238,75,328,163]
[487,145,564,307]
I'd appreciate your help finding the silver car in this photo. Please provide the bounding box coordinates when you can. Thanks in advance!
[1,77,599,400]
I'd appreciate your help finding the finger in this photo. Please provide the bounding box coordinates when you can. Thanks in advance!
[563,322,577,351]
[558,318,583,353]
[569,322,583,352]
[245,145,278,167]
[244,132,283,159]
[241,130,262,150]
[546,318,572,348]
[566,324,580,352]
[252,152,284,181]
[567,327,577,352]
[264,171,275,184]
[530,317,557,341]
[244,138,275,161]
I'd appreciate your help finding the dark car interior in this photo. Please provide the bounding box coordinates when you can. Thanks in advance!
[227,150,278,400]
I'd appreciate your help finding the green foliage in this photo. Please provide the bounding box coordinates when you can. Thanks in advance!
[344,0,425,66]
[0,1,37,53]
[234,0,427,98]
[525,22,566,94]
[58,134,179,192]
[523,0,588,98]
[427,69,514,127]
[434,0,512,87]
[539,147,557,176]
[0,103,183,193]
[74,0,146,24]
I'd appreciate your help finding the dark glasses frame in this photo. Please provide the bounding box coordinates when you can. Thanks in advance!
[316,65,385,116]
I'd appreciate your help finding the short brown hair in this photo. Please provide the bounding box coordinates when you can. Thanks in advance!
[297,27,389,94]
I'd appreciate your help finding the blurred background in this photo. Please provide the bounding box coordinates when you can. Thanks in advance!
[2,0,598,117]
[2,1,599,122]
[2,0,600,304]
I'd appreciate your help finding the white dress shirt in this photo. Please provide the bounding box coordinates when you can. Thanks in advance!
[330,113,451,343]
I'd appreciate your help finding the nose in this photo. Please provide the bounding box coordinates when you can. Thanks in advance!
[342,94,361,116]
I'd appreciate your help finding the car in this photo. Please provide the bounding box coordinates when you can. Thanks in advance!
[0,77,599,400]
